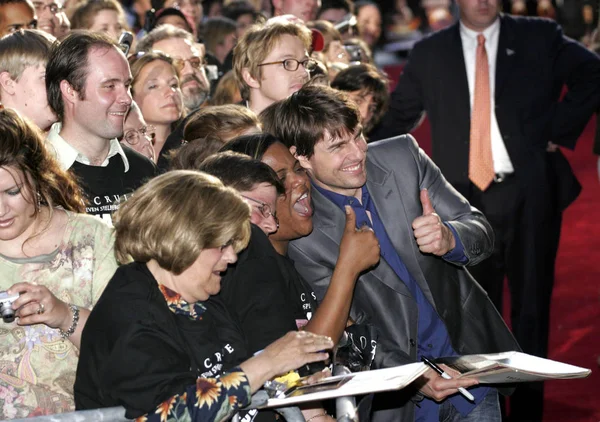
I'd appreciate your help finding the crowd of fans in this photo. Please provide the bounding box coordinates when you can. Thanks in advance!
[0,0,598,421]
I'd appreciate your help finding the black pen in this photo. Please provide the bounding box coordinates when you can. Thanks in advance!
[421,356,475,401]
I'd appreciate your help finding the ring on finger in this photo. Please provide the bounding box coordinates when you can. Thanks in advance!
[37,303,45,315]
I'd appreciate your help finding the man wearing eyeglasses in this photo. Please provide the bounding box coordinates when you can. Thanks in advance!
[0,0,37,36]
[136,24,210,111]
[30,0,59,35]
[233,19,316,115]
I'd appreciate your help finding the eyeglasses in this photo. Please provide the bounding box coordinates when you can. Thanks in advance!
[123,125,156,146]
[241,195,279,228]
[32,1,62,14]
[171,56,206,72]
[258,58,317,72]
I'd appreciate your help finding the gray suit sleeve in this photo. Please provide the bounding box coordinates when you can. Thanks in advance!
[384,135,494,265]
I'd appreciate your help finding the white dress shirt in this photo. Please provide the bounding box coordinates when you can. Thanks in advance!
[460,19,514,174]
[46,122,130,172]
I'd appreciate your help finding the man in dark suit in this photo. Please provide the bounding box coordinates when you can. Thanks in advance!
[261,85,520,422]
[373,1,600,419]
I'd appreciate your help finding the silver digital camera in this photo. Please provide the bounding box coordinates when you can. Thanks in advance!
[0,291,19,323]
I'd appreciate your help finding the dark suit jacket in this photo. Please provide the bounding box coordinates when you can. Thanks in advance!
[289,136,520,422]
[374,15,600,210]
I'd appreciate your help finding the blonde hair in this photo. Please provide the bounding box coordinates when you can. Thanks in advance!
[233,20,312,100]
[113,170,251,274]
[0,29,55,83]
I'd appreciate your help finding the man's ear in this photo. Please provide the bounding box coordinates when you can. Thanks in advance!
[0,72,16,96]
[242,67,260,89]
[290,145,313,172]
[59,80,77,106]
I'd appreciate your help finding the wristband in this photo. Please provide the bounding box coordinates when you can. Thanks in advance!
[59,304,80,339]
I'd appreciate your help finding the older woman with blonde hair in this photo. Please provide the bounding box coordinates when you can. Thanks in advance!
[74,170,333,421]
[0,109,117,419]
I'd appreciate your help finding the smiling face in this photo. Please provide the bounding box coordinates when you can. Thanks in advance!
[356,4,381,47]
[239,182,279,235]
[0,166,36,247]
[179,244,238,302]
[298,127,367,199]
[89,9,123,41]
[273,0,321,22]
[261,142,313,242]
[133,59,183,126]
[69,47,132,142]
[247,34,310,112]
[11,64,57,130]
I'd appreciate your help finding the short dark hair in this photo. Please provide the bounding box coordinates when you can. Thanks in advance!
[222,0,256,22]
[169,135,226,170]
[260,84,359,158]
[220,133,281,161]
[318,0,353,16]
[197,150,285,195]
[331,63,389,132]
[46,31,116,121]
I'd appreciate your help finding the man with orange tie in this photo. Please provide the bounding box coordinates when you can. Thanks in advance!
[373,0,600,420]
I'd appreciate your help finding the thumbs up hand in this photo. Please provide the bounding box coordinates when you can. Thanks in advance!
[411,189,456,256]
[338,206,380,275]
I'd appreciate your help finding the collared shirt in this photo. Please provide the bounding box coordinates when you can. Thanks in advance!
[46,122,130,172]
[314,183,489,420]
[159,283,207,320]
[460,18,514,174]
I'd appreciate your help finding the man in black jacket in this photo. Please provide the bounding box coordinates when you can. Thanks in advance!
[373,0,600,419]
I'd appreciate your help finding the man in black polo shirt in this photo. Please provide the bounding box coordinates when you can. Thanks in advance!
[45,31,156,225]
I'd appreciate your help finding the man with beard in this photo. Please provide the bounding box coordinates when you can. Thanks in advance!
[45,31,156,224]
[136,24,210,112]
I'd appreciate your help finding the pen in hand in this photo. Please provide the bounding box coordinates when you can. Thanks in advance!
[421,356,475,402]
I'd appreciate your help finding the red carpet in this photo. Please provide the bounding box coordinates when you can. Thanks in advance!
[384,62,599,419]
[408,117,600,421]
[544,117,600,422]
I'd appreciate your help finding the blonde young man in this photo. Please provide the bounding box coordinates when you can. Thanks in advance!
[233,19,316,115]
[0,29,57,130]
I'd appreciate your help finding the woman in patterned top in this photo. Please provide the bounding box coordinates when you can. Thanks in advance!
[74,170,333,422]
[0,108,118,419]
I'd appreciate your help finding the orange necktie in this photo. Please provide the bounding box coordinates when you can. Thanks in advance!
[468,34,494,191]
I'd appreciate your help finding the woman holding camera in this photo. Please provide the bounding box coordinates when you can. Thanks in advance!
[0,109,117,419]
[74,171,333,421]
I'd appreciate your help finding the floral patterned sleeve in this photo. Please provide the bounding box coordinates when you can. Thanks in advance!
[135,368,252,422]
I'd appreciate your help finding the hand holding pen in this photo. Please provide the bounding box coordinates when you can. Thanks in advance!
[419,356,478,402]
